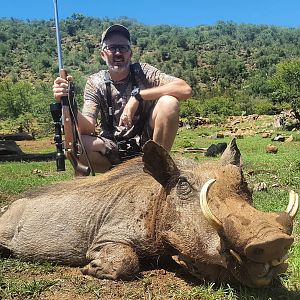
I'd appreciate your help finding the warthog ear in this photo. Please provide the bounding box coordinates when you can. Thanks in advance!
[142,140,180,187]
[220,138,241,167]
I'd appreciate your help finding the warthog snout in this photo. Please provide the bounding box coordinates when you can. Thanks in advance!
[245,235,294,263]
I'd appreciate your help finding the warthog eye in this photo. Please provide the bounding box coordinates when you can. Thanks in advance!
[177,176,193,199]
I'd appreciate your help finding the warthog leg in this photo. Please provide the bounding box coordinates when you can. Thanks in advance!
[81,243,140,280]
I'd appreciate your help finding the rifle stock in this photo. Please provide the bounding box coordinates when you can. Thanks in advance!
[59,69,91,176]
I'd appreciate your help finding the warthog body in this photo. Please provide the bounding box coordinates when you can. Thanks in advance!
[0,140,298,287]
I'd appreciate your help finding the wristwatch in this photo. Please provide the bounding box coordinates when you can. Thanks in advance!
[131,87,143,102]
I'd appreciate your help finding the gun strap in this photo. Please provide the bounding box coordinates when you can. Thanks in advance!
[67,83,95,176]
[104,71,114,134]
[104,65,138,135]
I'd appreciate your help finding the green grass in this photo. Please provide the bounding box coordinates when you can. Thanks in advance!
[0,277,57,299]
[1,126,300,299]
[0,160,73,196]
[0,258,56,275]
[169,282,238,300]
[0,259,58,299]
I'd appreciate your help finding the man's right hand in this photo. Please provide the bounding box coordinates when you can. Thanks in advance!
[52,75,72,102]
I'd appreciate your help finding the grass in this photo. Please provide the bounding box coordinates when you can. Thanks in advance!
[0,277,57,299]
[72,276,104,298]
[169,282,238,299]
[0,258,56,274]
[0,118,300,299]
[0,160,73,196]
[0,259,58,299]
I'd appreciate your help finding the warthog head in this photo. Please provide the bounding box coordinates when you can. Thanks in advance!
[142,139,298,287]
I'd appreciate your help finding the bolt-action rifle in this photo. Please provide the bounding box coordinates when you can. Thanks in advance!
[50,0,94,176]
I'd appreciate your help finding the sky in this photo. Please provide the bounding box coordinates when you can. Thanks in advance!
[1,0,300,28]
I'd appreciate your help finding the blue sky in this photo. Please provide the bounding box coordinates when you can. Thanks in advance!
[1,0,300,28]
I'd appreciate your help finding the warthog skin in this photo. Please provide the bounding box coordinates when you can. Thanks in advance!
[0,139,296,287]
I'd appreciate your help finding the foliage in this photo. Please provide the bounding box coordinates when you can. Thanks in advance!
[1,17,300,134]
[268,58,300,120]
[200,95,239,116]
[252,97,275,115]
[0,79,55,136]
[179,98,202,126]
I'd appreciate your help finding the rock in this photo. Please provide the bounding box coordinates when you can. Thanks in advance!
[234,129,244,139]
[0,132,35,141]
[0,140,24,155]
[261,132,271,138]
[266,144,278,154]
[205,143,228,157]
[273,116,285,128]
[253,182,267,191]
[271,183,280,188]
[209,133,225,139]
[272,135,285,142]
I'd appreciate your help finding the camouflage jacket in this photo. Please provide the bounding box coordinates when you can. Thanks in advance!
[82,62,176,141]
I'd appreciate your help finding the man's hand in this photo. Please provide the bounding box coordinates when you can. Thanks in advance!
[118,97,139,128]
[53,75,73,102]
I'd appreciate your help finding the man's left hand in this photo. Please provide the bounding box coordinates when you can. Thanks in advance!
[119,97,139,128]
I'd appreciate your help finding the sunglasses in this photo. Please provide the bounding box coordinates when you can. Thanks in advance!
[104,45,131,53]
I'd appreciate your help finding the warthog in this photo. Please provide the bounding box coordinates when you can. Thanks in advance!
[0,139,298,287]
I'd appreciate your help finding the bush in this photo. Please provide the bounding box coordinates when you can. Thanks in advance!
[200,96,241,116]
[180,99,201,118]
[252,98,275,115]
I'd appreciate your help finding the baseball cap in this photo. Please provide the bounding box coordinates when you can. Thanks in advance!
[101,24,131,44]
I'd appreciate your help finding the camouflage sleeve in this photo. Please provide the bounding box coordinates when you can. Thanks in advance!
[139,63,178,88]
[81,75,101,119]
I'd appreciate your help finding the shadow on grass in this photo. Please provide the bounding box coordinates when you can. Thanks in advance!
[139,256,300,300]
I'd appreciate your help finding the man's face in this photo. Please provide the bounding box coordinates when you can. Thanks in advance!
[101,33,132,74]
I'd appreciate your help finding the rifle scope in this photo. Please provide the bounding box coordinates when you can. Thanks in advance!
[50,102,65,171]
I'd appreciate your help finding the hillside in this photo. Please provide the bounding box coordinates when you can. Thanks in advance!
[1,16,300,90]
[1,15,300,134]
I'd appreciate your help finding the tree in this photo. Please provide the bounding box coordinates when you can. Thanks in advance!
[269,58,300,120]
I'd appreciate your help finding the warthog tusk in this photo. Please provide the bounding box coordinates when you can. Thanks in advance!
[270,254,288,267]
[286,190,299,219]
[229,249,243,265]
[199,178,223,231]
[256,263,271,278]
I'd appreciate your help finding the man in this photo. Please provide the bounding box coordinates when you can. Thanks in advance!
[53,24,192,173]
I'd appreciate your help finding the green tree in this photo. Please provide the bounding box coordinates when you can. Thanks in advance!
[269,58,300,120]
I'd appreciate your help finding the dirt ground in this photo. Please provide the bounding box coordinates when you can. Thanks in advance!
[17,138,54,153]
[46,268,199,300]
[4,258,206,299]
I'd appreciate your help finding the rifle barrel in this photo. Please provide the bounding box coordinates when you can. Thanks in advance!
[53,0,63,71]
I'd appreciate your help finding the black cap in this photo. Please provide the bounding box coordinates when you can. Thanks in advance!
[101,24,131,44]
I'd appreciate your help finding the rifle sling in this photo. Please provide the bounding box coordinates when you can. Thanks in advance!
[66,83,95,176]
[104,65,138,135]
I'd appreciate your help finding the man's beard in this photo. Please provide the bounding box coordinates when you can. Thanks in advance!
[106,59,130,74]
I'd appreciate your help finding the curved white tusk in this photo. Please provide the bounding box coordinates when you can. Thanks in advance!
[199,178,223,231]
[229,249,243,265]
[286,190,299,219]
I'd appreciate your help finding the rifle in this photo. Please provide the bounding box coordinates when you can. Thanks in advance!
[50,0,94,176]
